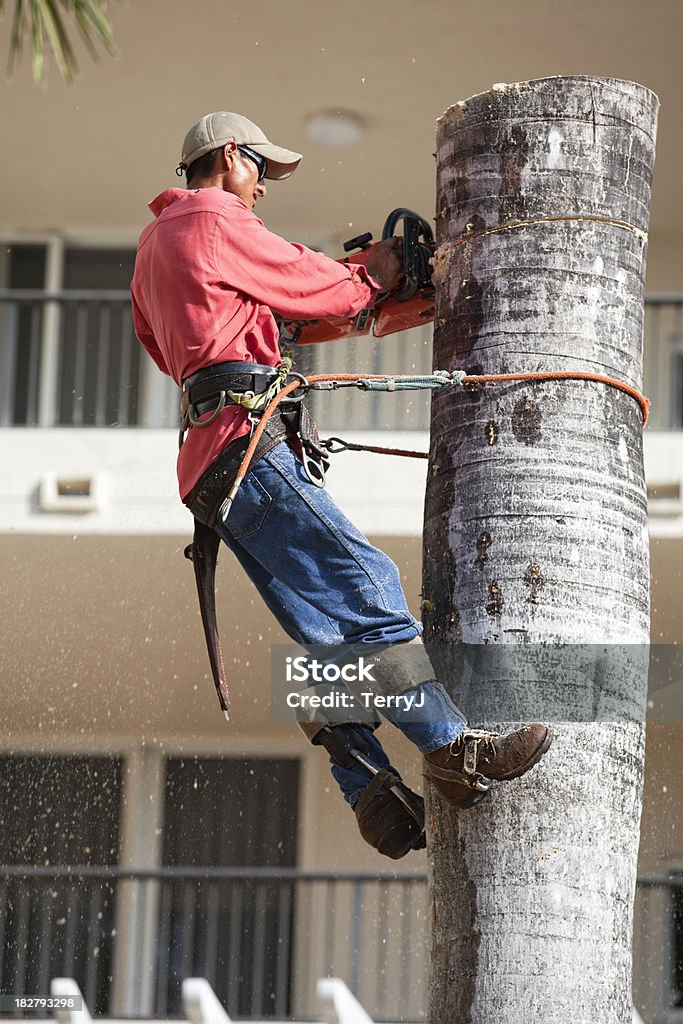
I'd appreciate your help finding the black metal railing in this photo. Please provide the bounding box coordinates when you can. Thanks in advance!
[0,290,140,428]
[633,872,683,1022]
[643,296,683,431]
[0,866,428,1022]
[0,866,679,1022]
[1,290,683,432]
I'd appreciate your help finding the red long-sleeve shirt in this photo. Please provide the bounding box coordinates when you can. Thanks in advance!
[131,187,379,499]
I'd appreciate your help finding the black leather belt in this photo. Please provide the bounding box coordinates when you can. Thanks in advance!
[183,360,278,409]
[179,361,282,433]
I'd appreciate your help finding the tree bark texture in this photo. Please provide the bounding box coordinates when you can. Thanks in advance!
[423,77,658,1024]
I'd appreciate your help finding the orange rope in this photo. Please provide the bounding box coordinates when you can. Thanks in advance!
[219,369,649,515]
[463,370,650,424]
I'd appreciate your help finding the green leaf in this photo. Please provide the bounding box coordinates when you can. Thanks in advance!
[71,0,117,61]
[31,1,45,82]
[40,1,77,80]
[7,0,28,75]
[76,0,116,51]
[2,0,118,82]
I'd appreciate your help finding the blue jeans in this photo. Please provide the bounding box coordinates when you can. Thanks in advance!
[214,441,465,806]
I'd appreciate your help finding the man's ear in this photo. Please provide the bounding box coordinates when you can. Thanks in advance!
[222,140,238,168]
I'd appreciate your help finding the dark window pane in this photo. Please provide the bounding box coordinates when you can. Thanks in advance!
[0,755,122,1014]
[58,248,139,426]
[672,882,683,1007]
[63,248,135,291]
[0,754,121,865]
[163,757,299,868]
[159,757,299,1018]
[672,351,683,430]
[4,245,46,424]
[8,245,46,289]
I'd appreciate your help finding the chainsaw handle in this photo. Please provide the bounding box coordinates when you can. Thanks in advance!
[343,231,373,253]
[380,208,435,301]
[381,207,434,244]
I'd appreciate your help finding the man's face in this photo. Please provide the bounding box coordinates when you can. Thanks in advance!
[225,145,267,210]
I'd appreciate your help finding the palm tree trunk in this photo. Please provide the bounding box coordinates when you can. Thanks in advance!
[423,77,658,1024]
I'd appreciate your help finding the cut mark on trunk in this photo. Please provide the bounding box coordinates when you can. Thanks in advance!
[512,397,542,444]
[485,581,504,617]
[422,542,462,642]
[485,420,499,445]
[499,125,530,223]
[475,531,492,568]
[524,562,545,603]
[451,213,648,246]
[446,223,487,361]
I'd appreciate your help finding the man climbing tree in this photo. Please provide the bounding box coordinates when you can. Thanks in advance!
[424,76,658,1023]
[130,110,552,860]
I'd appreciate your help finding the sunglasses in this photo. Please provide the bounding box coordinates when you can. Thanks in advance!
[237,145,268,182]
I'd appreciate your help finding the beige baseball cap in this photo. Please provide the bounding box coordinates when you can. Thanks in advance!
[179,111,303,180]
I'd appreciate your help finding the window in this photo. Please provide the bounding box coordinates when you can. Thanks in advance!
[671,878,683,1009]
[59,247,140,426]
[0,240,141,426]
[643,299,683,431]
[0,755,122,1012]
[1,244,47,425]
[671,345,683,430]
[158,756,300,1018]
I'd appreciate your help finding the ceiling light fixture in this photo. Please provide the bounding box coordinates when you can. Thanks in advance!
[305,109,365,147]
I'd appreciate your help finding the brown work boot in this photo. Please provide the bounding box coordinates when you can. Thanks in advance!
[424,724,552,806]
[354,770,426,860]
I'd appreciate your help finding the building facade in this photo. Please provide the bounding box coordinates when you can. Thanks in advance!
[2,1,683,1020]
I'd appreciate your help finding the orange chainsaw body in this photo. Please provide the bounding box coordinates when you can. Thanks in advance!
[278,209,436,345]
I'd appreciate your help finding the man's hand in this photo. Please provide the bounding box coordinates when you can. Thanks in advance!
[366,237,403,293]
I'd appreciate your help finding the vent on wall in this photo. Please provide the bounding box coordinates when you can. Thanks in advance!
[38,472,102,513]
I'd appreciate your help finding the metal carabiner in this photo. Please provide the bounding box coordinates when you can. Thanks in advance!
[247,411,261,437]
[321,436,349,454]
[279,371,309,406]
[301,445,330,488]
[187,391,227,427]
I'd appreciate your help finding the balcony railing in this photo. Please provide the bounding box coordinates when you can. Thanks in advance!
[0,866,678,1023]
[0,866,428,1022]
[633,873,683,1022]
[1,290,682,432]
[0,290,141,429]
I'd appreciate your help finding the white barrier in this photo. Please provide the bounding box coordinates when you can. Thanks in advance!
[316,977,375,1024]
[182,979,234,1024]
[49,979,92,1024]
[46,976,649,1024]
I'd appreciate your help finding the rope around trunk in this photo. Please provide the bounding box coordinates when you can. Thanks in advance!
[219,368,650,513]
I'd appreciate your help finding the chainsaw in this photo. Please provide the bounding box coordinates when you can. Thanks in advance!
[278,208,436,345]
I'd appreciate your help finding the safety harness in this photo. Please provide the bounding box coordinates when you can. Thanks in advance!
[182,358,650,720]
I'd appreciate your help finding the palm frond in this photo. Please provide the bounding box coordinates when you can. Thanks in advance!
[40,1,76,79]
[2,0,118,82]
[72,0,116,53]
[31,0,45,81]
